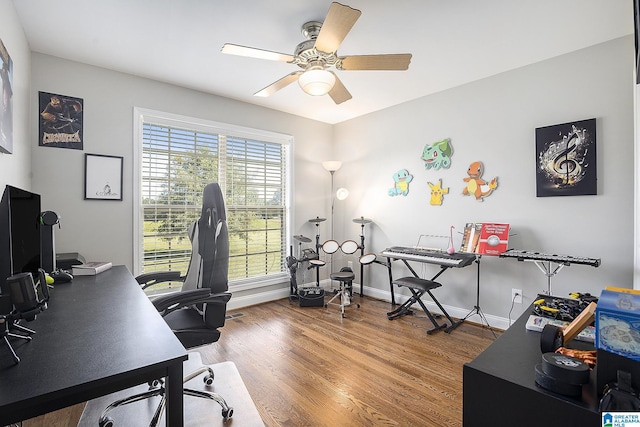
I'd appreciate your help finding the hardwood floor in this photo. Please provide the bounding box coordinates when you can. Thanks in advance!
[200,296,499,426]
[23,295,499,426]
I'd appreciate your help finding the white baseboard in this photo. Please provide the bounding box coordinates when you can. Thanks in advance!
[362,283,511,331]
[227,281,512,331]
[227,287,291,311]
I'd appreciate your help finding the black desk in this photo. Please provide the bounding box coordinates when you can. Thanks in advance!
[463,304,599,426]
[0,266,188,426]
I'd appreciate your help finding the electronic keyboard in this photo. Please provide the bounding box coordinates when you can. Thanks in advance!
[381,246,475,268]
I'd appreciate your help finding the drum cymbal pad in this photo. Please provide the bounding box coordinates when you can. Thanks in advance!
[352,217,372,224]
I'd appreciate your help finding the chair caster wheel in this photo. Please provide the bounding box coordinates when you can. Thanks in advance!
[357,304,361,308]
[341,313,345,318]
[324,303,328,308]
[99,417,115,427]
[222,407,234,419]
[203,374,214,386]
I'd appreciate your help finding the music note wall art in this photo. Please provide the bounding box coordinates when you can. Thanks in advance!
[535,118,596,197]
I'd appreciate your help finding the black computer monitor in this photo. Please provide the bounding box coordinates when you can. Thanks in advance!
[0,185,42,285]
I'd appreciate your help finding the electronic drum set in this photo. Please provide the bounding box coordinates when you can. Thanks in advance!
[287,216,379,305]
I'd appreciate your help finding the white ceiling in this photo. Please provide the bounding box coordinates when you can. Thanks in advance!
[12,0,634,124]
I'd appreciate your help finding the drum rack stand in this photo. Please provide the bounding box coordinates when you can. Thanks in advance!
[353,217,373,297]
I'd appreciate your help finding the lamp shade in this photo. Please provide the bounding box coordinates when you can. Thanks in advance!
[298,69,336,96]
[322,161,342,172]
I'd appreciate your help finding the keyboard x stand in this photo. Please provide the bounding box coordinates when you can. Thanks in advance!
[386,259,462,334]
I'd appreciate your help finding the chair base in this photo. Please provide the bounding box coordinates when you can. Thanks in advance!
[98,365,233,427]
[79,359,263,426]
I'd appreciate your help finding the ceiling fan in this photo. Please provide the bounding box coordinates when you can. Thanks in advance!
[221,2,412,104]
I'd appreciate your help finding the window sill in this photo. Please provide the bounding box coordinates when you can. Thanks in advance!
[229,273,289,292]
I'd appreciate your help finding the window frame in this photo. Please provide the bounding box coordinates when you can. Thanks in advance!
[133,107,293,291]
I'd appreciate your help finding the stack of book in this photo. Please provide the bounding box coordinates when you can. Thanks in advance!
[72,261,113,276]
[459,222,510,256]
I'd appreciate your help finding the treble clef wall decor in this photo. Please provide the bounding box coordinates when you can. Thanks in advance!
[551,127,580,186]
[535,118,597,197]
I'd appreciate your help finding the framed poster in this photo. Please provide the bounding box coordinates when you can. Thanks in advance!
[535,118,597,197]
[0,38,13,154]
[39,91,83,149]
[84,154,123,201]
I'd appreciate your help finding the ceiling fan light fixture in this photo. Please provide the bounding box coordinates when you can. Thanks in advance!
[298,68,336,96]
[223,3,410,104]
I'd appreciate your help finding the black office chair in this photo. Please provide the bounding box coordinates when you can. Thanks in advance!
[99,183,234,427]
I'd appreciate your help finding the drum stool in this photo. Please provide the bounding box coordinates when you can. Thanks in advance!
[325,267,360,317]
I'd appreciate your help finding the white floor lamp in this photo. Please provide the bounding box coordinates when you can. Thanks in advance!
[322,162,349,236]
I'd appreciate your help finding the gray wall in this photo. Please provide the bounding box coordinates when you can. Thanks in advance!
[1,0,635,327]
[28,53,337,308]
[332,36,634,325]
[29,54,334,282]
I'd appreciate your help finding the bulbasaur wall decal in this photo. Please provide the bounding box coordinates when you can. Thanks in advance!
[422,138,453,170]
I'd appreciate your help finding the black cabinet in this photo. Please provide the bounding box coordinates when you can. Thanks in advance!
[463,305,600,427]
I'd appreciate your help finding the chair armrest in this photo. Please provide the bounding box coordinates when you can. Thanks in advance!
[152,288,211,313]
[202,292,232,305]
[136,271,183,290]
[152,290,232,316]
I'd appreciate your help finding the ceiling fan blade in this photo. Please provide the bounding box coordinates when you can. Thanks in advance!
[328,73,352,104]
[254,71,302,97]
[340,54,413,70]
[314,2,361,54]
[221,43,294,63]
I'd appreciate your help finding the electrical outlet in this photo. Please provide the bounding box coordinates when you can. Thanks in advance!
[512,288,522,304]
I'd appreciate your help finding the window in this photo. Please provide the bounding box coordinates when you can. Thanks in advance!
[133,108,292,293]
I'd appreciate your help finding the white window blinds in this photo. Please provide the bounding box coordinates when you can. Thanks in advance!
[136,110,291,291]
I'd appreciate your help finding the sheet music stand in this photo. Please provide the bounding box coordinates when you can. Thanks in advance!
[461,256,497,338]
[407,231,498,335]
[458,223,512,338]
